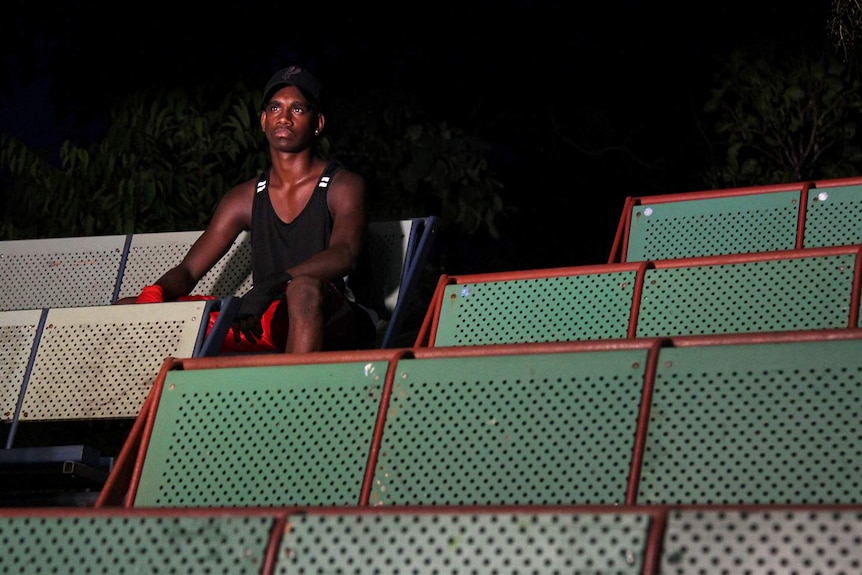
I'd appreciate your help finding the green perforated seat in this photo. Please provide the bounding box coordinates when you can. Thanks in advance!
[369,347,650,505]
[625,190,802,262]
[432,268,639,346]
[637,337,862,504]
[635,250,858,337]
[275,509,653,574]
[804,184,862,248]
[132,359,390,507]
[660,507,862,574]
[0,512,276,574]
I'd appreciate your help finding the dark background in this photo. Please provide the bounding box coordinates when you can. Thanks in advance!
[0,0,842,270]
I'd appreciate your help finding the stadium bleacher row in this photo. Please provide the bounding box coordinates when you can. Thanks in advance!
[609,176,862,262]
[1,176,862,573]
[94,328,862,510]
[1,503,860,574]
[414,244,861,347]
[0,218,439,505]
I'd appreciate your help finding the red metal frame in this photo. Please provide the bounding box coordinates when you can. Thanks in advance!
[609,180,814,264]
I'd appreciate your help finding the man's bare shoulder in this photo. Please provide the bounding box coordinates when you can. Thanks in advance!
[227,174,263,196]
[213,175,261,213]
[209,174,263,231]
[330,165,366,193]
[325,166,366,218]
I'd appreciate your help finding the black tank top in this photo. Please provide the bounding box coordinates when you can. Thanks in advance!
[250,161,381,314]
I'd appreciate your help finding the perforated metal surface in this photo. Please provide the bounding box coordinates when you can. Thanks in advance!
[636,252,857,337]
[660,508,862,574]
[19,301,207,421]
[370,349,648,506]
[804,185,862,248]
[276,510,650,574]
[118,230,253,300]
[367,220,412,314]
[638,338,862,504]
[0,310,42,422]
[625,191,801,262]
[0,235,126,310]
[133,360,389,507]
[434,271,638,346]
[0,513,275,574]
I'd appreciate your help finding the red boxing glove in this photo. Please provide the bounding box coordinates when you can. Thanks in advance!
[213,299,286,353]
[136,284,165,303]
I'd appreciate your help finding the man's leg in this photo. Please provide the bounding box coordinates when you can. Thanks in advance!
[283,276,327,353]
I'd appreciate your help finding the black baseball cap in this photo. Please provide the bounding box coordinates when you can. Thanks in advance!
[261,65,322,109]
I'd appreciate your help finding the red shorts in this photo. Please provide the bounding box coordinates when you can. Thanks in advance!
[182,283,375,353]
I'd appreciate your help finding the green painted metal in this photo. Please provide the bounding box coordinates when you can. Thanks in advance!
[626,190,802,262]
[660,508,862,574]
[0,514,276,574]
[370,349,649,505]
[433,271,639,346]
[804,185,862,248]
[133,360,389,507]
[276,510,651,574]
[636,252,857,337]
[638,338,862,504]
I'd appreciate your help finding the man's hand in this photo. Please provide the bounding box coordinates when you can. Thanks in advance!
[135,285,165,303]
[232,271,292,343]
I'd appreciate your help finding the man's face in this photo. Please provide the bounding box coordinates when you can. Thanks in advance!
[260,85,321,151]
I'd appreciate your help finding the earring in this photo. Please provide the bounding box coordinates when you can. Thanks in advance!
[314,130,319,135]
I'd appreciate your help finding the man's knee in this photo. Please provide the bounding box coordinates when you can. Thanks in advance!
[285,275,326,316]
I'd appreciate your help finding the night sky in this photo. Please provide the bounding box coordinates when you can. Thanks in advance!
[0,0,842,270]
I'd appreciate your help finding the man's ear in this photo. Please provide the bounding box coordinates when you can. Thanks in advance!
[316,113,325,135]
[260,111,266,132]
